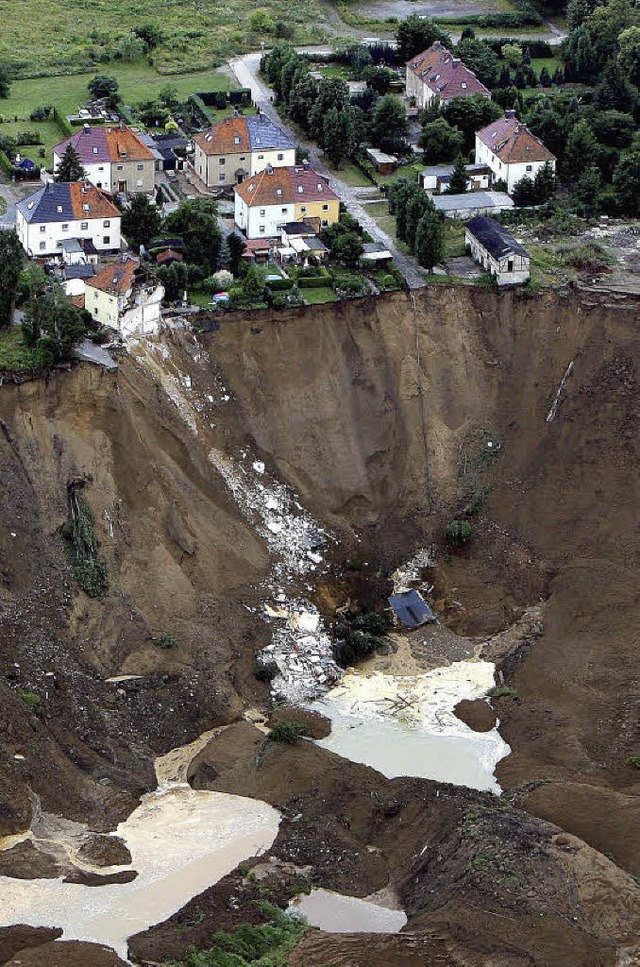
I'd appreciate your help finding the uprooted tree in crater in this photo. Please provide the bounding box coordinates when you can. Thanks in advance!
[60,480,108,598]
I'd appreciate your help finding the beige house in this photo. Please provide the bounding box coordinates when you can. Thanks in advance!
[193,114,295,189]
[53,124,156,194]
[85,257,164,335]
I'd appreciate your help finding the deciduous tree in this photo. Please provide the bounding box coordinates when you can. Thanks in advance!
[0,230,23,329]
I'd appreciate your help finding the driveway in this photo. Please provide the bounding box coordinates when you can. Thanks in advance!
[229,52,427,289]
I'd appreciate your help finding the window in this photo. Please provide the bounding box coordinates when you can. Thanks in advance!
[94,291,99,299]
[276,188,282,196]
[117,164,123,170]
[92,147,99,154]
[259,208,266,215]
[81,221,88,230]
[39,241,46,250]
[322,204,329,211]
[277,153,283,160]
[259,225,265,234]
[98,166,104,171]
[239,156,246,161]
[39,225,45,233]
[281,207,287,214]
[321,219,328,227]
[258,154,264,160]
[234,136,240,144]
[219,158,226,165]
[103,220,110,227]
[297,185,303,193]
[103,236,110,245]
[137,163,144,170]
[526,165,532,172]
[136,180,142,187]
[62,223,69,232]
[219,173,226,181]
[300,206,307,214]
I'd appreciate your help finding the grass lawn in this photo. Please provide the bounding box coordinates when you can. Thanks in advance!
[303,286,338,304]
[0,328,38,374]
[189,288,215,309]
[444,220,467,259]
[364,200,389,215]
[0,196,7,215]
[531,57,562,78]
[0,64,238,159]
[376,162,423,188]
[326,160,374,188]
[0,0,329,78]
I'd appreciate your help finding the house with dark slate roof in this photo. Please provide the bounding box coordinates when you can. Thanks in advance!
[16,181,121,258]
[193,114,295,189]
[406,41,491,108]
[464,216,530,285]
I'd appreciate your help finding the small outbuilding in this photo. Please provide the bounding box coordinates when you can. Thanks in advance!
[464,216,530,286]
[365,147,398,175]
[432,190,513,219]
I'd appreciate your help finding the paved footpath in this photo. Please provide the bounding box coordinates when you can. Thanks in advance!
[229,52,427,290]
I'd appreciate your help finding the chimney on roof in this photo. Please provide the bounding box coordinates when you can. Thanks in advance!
[302,158,310,169]
[452,57,460,66]
[83,123,90,133]
[505,109,517,119]
[119,120,125,131]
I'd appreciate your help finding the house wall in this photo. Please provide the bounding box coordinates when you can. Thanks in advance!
[405,70,434,108]
[108,158,155,194]
[474,137,555,194]
[16,212,121,257]
[119,285,164,338]
[87,286,122,327]
[464,229,530,284]
[196,146,295,188]
[293,199,339,227]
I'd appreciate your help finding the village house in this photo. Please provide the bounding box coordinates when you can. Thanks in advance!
[53,123,156,194]
[85,257,164,336]
[475,111,556,194]
[234,164,339,239]
[405,41,491,108]
[193,114,295,189]
[464,215,530,285]
[16,181,121,258]
[420,163,492,195]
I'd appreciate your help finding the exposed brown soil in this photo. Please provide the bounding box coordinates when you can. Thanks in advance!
[267,706,332,739]
[76,834,131,868]
[0,927,62,964]
[453,699,497,732]
[0,286,638,964]
[3,941,127,966]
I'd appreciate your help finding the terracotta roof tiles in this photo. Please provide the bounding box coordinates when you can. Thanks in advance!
[476,116,555,163]
[235,165,338,207]
[86,258,139,296]
[54,124,155,164]
[407,41,491,100]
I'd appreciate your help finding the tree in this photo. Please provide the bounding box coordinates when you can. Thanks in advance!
[533,161,557,203]
[405,191,433,251]
[116,34,147,62]
[22,287,87,363]
[164,199,222,274]
[446,155,467,194]
[455,39,500,87]
[242,265,265,300]
[611,151,640,216]
[388,178,417,242]
[322,108,355,167]
[420,117,464,164]
[157,261,189,301]
[512,175,537,206]
[539,67,552,87]
[0,61,12,99]
[88,75,120,103]
[414,209,444,272]
[364,66,393,95]
[371,94,406,151]
[571,165,603,214]
[227,232,246,274]
[250,9,275,33]
[593,110,635,148]
[0,230,23,329]
[331,231,364,267]
[55,144,86,182]
[593,61,638,114]
[396,15,450,63]
[618,26,640,87]
[288,73,319,127]
[310,78,350,143]
[501,43,523,67]
[564,120,598,180]
[133,24,163,49]
[121,194,161,249]
[443,95,502,151]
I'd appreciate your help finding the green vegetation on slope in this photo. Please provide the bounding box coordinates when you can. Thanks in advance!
[171,904,306,966]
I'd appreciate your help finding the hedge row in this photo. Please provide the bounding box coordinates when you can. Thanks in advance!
[53,107,73,139]
[189,93,215,125]
[267,277,294,291]
[297,275,332,289]
[0,150,14,176]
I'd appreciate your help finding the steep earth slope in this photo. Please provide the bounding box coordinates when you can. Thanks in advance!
[0,285,638,963]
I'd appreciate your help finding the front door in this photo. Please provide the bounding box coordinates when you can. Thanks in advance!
[118,180,127,193]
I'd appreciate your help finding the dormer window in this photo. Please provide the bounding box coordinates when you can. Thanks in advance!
[461,82,467,89]
[234,136,240,144]
[92,147,98,154]
[317,184,323,191]
[57,206,62,212]
[297,185,303,193]
[276,188,282,196]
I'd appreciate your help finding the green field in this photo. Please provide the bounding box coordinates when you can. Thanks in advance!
[0,0,331,79]
[302,286,339,304]
[0,63,233,160]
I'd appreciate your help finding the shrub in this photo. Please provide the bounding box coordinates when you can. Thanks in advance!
[154,633,178,649]
[297,275,330,289]
[445,519,472,547]
[19,689,43,716]
[627,755,640,770]
[205,269,234,292]
[269,720,309,743]
[488,685,518,699]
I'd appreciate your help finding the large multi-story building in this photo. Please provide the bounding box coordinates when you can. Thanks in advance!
[193,114,295,189]
[16,181,121,257]
[53,123,156,194]
[234,164,339,239]
[406,41,491,108]
[475,111,556,194]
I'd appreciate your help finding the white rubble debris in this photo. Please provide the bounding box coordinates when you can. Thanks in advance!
[391,546,437,593]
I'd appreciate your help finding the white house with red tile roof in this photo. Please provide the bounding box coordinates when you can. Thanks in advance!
[16,181,121,257]
[406,41,491,108]
[475,110,556,194]
[234,164,340,239]
[53,123,155,194]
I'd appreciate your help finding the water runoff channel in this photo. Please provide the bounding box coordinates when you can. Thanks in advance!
[0,456,511,958]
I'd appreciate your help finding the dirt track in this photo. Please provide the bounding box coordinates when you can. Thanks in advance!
[0,285,638,963]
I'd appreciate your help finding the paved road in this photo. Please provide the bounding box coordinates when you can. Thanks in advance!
[229,52,427,289]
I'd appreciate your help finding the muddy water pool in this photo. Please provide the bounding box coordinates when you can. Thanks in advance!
[311,660,510,793]
[289,888,408,933]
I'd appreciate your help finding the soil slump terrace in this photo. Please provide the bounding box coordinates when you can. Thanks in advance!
[0,285,638,964]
